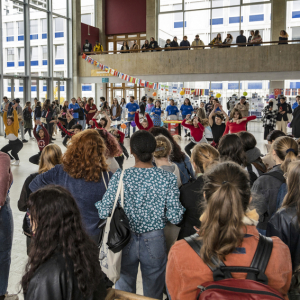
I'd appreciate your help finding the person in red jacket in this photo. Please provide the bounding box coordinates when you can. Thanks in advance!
[29,119,50,165]
[182,115,206,157]
[223,108,256,136]
[134,111,154,131]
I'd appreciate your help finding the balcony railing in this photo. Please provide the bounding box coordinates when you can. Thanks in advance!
[82,39,300,56]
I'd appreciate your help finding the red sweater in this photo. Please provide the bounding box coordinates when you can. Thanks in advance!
[117,130,125,144]
[182,119,205,142]
[33,124,50,152]
[135,112,154,131]
[223,116,256,136]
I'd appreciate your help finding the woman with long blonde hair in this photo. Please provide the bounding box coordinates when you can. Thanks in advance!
[29,130,112,243]
[18,144,62,254]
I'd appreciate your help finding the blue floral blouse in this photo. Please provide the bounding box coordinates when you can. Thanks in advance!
[95,167,185,234]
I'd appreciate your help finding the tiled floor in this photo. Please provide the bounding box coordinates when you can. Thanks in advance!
[2,120,268,299]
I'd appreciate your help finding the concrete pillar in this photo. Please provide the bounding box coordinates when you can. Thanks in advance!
[95,0,106,51]
[72,0,82,98]
[271,0,286,42]
[269,80,285,96]
[146,0,156,42]
[95,83,107,106]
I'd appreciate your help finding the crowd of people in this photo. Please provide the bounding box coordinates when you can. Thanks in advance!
[1,92,300,300]
[83,30,289,54]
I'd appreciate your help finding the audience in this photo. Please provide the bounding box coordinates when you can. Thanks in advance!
[170,36,179,49]
[191,34,204,49]
[149,37,159,50]
[180,36,190,50]
[236,30,247,46]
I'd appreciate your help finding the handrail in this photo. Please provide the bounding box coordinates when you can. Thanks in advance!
[81,39,300,55]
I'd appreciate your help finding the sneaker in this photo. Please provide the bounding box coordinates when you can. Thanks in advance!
[10,159,16,165]
[11,160,20,166]
[125,136,130,139]
[22,139,28,143]
[52,138,56,141]
[30,137,35,140]
[184,134,188,137]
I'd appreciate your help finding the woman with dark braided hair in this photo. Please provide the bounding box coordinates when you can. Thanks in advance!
[22,185,107,300]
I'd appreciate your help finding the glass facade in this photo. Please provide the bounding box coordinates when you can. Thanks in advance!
[158,0,271,46]
[1,0,72,103]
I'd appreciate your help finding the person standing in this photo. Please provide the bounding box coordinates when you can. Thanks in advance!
[23,101,34,140]
[139,96,147,116]
[141,40,150,51]
[164,39,172,50]
[251,30,262,46]
[68,97,80,123]
[235,96,249,118]
[205,96,214,116]
[121,41,129,53]
[83,39,92,52]
[42,99,54,142]
[78,101,87,130]
[151,100,163,127]
[131,40,139,52]
[223,33,233,47]
[210,33,222,47]
[0,152,15,300]
[110,98,122,127]
[120,98,127,120]
[125,96,139,138]
[279,30,289,45]
[276,96,291,134]
[85,97,97,128]
[291,96,300,138]
[0,96,13,117]
[248,30,255,46]
[262,100,278,139]
[166,99,179,117]
[93,40,103,52]
[15,98,27,143]
[236,30,247,46]
[1,103,23,165]
[100,101,111,117]
[191,34,204,50]
[180,36,190,50]
[96,131,184,300]
[145,97,154,114]
[180,98,194,137]
[170,36,179,49]
[149,37,159,51]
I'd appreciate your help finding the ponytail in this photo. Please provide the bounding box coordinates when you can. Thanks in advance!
[200,162,251,266]
[272,136,298,173]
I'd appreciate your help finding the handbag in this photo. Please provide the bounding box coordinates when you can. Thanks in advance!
[99,170,130,283]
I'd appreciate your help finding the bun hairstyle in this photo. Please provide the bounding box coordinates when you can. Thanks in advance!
[191,144,219,173]
[130,131,156,163]
[153,135,172,159]
[272,136,298,172]
[200,162,251,266]
[218,134,248,167]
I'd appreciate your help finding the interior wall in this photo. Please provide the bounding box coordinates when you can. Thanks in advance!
[105,0,146,35]
[81,23,100,50]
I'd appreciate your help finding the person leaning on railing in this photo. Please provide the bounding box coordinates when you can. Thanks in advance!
[210,33,222,48]
[180,36,190,50]
[170,36,179,50]
[279,30,289,45]
[141,39,150,52]
[93,41,103,52]
[191,34,204,50]
[251,30,262,46]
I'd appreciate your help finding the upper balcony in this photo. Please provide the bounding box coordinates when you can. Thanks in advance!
[78,41,300,82]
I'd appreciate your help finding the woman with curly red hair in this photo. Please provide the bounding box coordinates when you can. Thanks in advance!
[97,129,122,173]
[29,130,112,243]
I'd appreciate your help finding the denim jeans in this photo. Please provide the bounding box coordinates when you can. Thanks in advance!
[126,116,136,136]
[0,196,14,296]
[115,229,167,300]
[78,119,86,130]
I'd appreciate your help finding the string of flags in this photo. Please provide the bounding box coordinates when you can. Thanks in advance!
[82,53,210,95]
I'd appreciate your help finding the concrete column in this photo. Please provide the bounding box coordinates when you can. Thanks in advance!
[95,0,106,51]
[72,0,82,98]
[271,0,286,42]
[269,80,285,96]
[146,0,156,41]
[95,83,107,106]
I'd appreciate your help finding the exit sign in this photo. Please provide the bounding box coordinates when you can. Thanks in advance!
[102,78,109,83]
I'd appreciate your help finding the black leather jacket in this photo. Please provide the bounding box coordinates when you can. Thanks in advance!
[24,252,107,300]
[266,205,300,271]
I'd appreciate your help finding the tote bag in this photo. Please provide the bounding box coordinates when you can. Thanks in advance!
[99,170,125,284]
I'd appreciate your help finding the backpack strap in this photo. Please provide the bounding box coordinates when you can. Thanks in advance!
[246,234,273,284]
[184,234,229,274]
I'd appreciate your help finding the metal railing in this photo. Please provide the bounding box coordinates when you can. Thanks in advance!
[81,39,300,56]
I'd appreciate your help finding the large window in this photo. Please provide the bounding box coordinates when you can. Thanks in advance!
[30,20,38,39]
[158,0,271,46]
[6,22,14,41]
[287,1,300,42]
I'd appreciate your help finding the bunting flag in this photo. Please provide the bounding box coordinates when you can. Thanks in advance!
[185,88,190,95]
[194,89,200,96]
[82,53,86,59]
[274,89,282,98]
[285,89,291,96]
[292,89,297,96]
[298,89,300,95]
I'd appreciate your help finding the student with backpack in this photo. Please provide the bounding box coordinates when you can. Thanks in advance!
[23,101,34,140]
[252,136,298,235]
[166,161,292,300]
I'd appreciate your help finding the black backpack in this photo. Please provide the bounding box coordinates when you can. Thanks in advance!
[246,164,258,187]
[23,108,31,121]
